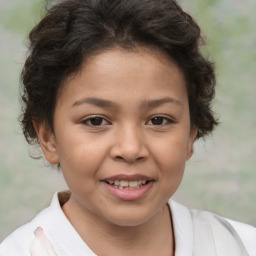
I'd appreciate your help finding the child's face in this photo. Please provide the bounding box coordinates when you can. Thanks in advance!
[38,47,197,226]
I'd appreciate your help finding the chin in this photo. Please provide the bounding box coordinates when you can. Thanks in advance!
[101,206,158,227]
[109,216,150,227]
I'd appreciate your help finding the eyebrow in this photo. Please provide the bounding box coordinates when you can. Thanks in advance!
[72,97,117,108]
[139,97,183,109]
[72,97,182,109]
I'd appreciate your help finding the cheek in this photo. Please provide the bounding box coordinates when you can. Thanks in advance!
[56,133,109,183]
[159,146,186,185]
[153,134,189,169]
[151,132,189,192]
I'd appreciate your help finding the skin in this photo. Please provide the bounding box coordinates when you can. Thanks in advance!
[35,47,198,256]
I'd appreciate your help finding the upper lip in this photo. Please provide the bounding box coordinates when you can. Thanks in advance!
[102,174,154,181]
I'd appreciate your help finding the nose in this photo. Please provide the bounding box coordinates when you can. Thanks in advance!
[110,124,149,163]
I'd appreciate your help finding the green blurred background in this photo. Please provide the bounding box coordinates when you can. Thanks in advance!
[0,0,255,241]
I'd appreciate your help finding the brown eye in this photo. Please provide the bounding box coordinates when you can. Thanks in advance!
[89,117,104,126]
[151,116,164,125]
[82,116,110,126]
[147,116,173,126]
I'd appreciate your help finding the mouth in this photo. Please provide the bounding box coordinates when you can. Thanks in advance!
[105,179,149,190]
[102,174,154,200]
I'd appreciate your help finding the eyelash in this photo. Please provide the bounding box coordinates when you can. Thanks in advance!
[81,115,174,127]
[81,115,111,126]
[146,115,174,126]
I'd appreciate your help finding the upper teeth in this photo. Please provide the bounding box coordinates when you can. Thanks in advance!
[107,180,147,188]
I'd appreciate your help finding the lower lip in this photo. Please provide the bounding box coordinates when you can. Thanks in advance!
[102,181,154,201]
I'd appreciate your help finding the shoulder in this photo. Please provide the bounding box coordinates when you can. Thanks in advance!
[192,208,256,256]
[0,193,59,256]
[0,221,35,256]
[169,200,256,256]
[191,208,256,248]
[1,191,96,256]
[226,218,256,255]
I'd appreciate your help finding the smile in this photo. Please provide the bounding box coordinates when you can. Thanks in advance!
[102,174,154,201]
[105,180,147,190]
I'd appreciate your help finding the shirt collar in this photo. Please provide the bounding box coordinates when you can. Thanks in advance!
[47,192,193,256]
[45,191,96,256]
[169,199,193,256]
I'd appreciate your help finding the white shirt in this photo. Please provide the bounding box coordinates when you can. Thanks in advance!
[1,191,255,256]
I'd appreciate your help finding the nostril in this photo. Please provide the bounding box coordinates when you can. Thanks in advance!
[136,156,146,162]
[115,156,124,160]
[114,154,146,163]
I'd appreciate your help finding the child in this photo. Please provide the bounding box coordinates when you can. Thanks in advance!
[1,0,255,255]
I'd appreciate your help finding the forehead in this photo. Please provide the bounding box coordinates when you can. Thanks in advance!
[82,47,185,84]
[58,47,187,108]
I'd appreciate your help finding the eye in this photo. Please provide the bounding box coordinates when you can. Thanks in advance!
[82,116,110,126]
[146,115,173,126]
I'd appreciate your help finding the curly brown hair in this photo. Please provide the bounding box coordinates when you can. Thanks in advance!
[20,0,218,145]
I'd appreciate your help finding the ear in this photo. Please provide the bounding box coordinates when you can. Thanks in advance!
[33,121,59,164]
[186,125,198,160]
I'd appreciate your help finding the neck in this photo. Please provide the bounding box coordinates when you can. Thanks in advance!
[62,194,174,256]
